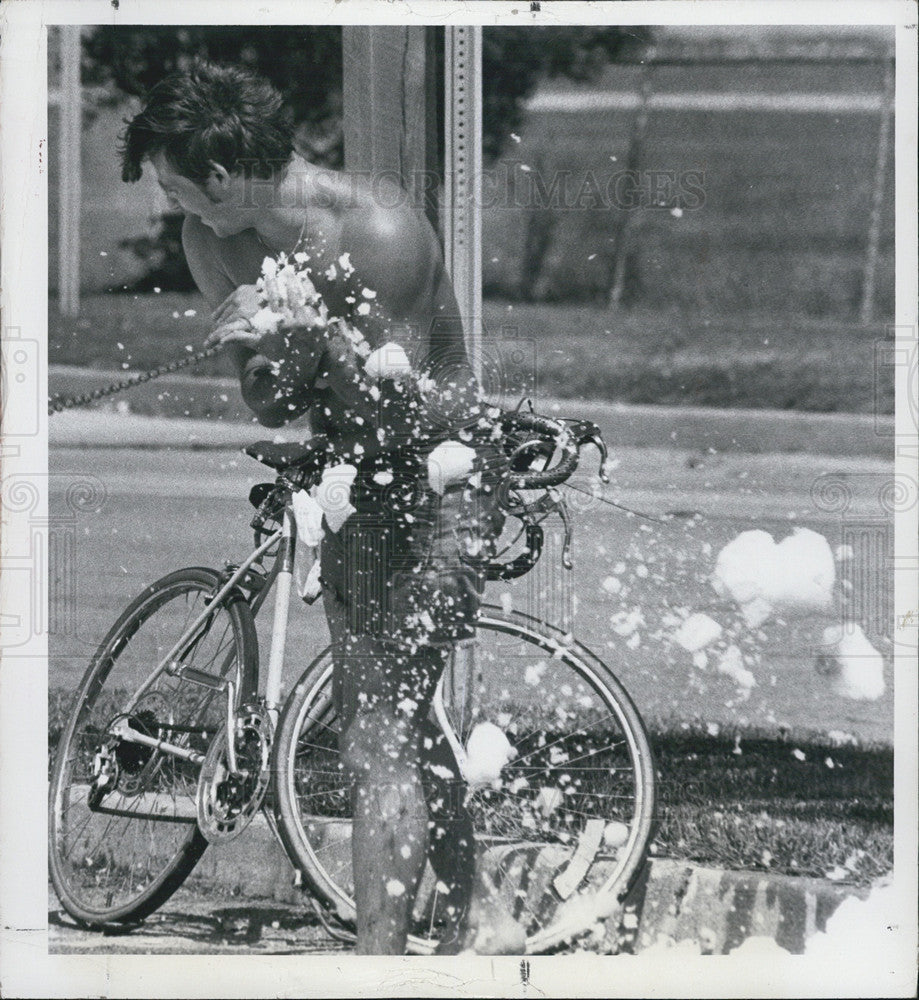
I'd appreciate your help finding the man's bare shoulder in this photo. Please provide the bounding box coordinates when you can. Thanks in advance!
[337,183,440,300]
[342,199,430,256]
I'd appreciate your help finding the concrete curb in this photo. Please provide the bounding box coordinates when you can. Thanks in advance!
[49,365,893,458]
[618,858,863,955]
[175,815,863,955]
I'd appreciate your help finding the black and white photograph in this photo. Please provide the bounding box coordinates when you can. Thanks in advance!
[0,1,916,996]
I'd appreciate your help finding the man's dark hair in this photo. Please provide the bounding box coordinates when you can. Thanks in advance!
[120,61,295,183]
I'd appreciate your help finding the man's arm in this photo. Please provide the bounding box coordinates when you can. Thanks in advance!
[182,216,312,427]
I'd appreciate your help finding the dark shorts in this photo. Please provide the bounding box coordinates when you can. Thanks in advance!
[319,443,506,721]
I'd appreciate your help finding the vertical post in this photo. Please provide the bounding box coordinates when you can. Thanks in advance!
[608,54,654,308]
[444,26,482,382]
[342,26,438,229]
[859,57,894,325]
[58,25,81,317]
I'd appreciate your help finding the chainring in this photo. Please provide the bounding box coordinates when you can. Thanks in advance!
[196,705,272,844]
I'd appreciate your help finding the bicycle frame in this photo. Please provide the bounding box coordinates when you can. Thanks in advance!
[111,496,484,782]
[115,510,296,764]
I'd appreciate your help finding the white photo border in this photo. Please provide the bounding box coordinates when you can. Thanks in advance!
[1,1,916,996]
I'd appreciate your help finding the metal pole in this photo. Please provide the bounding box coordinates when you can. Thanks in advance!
[859,57,894,326]
[58,26,81,317]
[444,26,482,382]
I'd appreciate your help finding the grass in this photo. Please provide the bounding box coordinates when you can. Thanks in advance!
[48,292,893,414]
[483,299,892,413]
[48,688,892,887]
[483,94,894,317]
[649,725,892,885]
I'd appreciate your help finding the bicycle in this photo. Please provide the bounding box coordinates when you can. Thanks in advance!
[49,407,656,955]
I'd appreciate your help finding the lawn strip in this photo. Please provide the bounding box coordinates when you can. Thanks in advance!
[649,725,893,886]
[49,293,891,414]
[49,687,892,888]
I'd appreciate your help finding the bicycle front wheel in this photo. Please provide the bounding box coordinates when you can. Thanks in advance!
[49,567,258,927]
[273,605,655,954]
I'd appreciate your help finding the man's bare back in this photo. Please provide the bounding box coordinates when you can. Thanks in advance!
[168,157,478,441]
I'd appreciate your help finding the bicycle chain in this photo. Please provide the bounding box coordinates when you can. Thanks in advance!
[47,343,225,416]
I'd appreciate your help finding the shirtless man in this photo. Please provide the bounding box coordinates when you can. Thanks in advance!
[121,62,522,955]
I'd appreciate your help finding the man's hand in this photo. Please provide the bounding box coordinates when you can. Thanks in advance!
[205,284,263,349]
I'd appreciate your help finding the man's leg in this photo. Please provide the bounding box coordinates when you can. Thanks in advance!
[328,613,525,953]
[341,696,429,953]
[326,593,445,954]
[417,719,476,943]
[420,726,526,955]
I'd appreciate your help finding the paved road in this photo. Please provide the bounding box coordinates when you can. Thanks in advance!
[48,443,894,741]
[49,885,346,956]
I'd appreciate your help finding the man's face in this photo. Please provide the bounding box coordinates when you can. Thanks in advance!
[150,152,248,238]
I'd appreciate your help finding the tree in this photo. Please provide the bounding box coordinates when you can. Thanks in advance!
[83,24,651,168]
[83,26,345,166]
[482,26,652,162]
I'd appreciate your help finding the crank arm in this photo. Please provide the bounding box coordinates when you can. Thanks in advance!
[113,719,206,765]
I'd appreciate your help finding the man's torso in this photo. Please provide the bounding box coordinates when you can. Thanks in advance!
[187,169,477,442]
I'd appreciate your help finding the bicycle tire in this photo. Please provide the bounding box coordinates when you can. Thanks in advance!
[272,605,655,954]
[49,567,258,927]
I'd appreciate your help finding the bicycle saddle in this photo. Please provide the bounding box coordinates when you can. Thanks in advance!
[243,435,335,473]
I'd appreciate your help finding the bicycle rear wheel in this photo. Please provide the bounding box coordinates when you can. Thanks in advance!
[49,567,258,927]
[273,605,655,954]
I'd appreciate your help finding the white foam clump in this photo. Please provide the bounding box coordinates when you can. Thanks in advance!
[297,558,322,602]
[536,786,564,815]
[611,608,643,637]
[805,882,897,961]
[672,613,723,653]
[363,342,413,380]
[551,888,619,943]
[258,256,328,330]
[291,490,326,547]
[249,306,286,335]
[427,441,476,496]
[315,464,358,533]
[716,645,756,693]
[815,624,885,701]
[712,528,835,626]
[463,722,515,787]
[603,821,629,848]
[524,660,547,686]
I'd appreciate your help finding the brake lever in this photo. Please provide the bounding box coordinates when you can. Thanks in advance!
[587,433,610,484]
[550,488,574,570]
[566,420,610,484]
